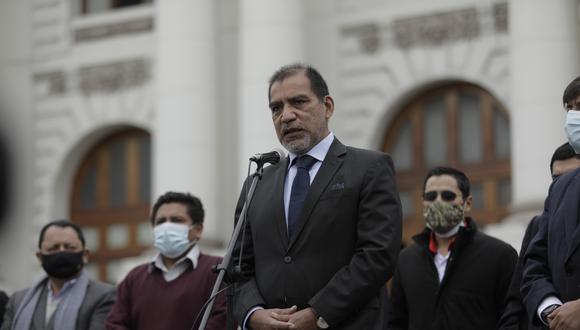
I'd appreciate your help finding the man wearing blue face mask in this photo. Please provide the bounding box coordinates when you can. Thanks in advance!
[522,76,580,330]
[106,191,226,330]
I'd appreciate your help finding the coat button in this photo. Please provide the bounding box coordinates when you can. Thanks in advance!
[284,256,292,263]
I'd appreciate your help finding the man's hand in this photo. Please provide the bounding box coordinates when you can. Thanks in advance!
[248,306,297,330]
[287,307,318,330]
[549,299,580,330]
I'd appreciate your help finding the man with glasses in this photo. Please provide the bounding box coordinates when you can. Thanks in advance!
[388,166,517,330]
[522,76,580,330]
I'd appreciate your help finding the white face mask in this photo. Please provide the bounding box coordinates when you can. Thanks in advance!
[153,222,194,258]
[565,110,580,153]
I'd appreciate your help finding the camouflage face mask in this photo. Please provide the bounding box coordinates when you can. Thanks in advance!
[423,201,465,235]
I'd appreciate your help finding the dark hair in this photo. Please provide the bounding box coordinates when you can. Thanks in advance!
[150,191,205,225]
[550,142,579,175]
[423,166,471,199]
[268,63,329,102]
[38,219,85,249]
[563,76,580,109]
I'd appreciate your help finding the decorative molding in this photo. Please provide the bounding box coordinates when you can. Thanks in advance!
[33,71,66,96]
[78,58,151,95]
[393,8,479,49]
[493,2,508,33]
[341,2,508,54]
[341,23,381,54]
[74,17,153,43]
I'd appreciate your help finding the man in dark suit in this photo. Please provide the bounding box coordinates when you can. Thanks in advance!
[521,76,580,330]
[232,63,402,329]
[499,142,580,330]
[1,220,115,330]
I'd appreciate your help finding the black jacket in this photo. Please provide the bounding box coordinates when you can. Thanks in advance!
[498,215,544,330]
[388,218,517,330]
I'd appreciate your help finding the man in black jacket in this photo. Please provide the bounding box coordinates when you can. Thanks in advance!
[388,166,517,330]
[499,142,580,330]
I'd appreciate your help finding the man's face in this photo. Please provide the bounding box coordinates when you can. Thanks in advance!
[36,226,88,264]
[269,72,334,155]
[153,202,202,242]
[423,174,472,213]
[552,157,580,180]
[565,94,580,111]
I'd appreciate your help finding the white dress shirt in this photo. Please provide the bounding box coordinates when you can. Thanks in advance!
[152,244,200,282]
[46,277,78,324]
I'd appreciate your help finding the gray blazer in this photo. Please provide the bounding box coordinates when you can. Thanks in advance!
[1,279,115,330]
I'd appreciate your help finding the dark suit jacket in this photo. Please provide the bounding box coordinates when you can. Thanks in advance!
[1,278,115,330]
[498,216,543,330]
[522,168,580,326]
[232,138,402,329]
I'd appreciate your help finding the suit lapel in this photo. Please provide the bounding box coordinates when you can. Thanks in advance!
[564,172,580,263]
[288,139,346,249]
[272,157,291,248]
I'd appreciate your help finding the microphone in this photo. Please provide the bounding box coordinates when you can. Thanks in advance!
[249,148,285,165]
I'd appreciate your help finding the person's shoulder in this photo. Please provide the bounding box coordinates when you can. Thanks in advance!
[197,253,223,271]
[345,145,386,158]
[398,242,424,260]
[474,230,517,254]
[8,288,29,302]
[199,253,222,263]
[124,263,152,278]
[87,278,115,293]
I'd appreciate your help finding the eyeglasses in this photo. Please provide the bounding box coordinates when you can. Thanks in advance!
[423,190,458,202]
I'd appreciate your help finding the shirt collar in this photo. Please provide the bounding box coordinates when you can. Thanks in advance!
[47,276,78,300]
[150,244,200,273]
[287,132,334,168]
[427,220,468,254]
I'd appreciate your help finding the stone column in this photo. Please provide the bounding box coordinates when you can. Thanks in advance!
[488,0,580,248]
[154,1,218,239]
[238,0,304,180]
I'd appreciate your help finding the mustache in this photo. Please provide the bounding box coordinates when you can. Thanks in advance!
[282,125,304,135]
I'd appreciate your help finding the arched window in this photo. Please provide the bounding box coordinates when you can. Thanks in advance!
[383,83,511,244]
[71,128,151,282]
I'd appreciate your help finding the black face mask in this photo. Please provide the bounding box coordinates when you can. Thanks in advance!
[40,251,84,279]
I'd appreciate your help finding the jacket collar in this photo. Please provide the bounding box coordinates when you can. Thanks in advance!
[414,217,478,254]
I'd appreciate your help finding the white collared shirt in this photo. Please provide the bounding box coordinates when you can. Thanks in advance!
[433,252,450,283]
[46,277,78,324]
[152,245,200,282]
[283,132,334,224]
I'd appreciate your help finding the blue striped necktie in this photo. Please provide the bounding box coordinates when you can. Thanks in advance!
[288,155,318,238]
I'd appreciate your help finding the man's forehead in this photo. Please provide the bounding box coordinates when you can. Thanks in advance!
[425,174,460,191]
[42,226,82,244]
[270,73,311,96]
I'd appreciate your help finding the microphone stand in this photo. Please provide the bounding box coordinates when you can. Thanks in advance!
[198,161,265,330]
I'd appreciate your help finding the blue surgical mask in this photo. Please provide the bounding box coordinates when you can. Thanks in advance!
[565,110,580,153]
[153,222,194,258]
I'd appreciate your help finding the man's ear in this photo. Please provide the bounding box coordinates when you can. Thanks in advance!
[323,95,334,119]
[189,223,204,242]
[463,195,473,212]
[82,249,90,264]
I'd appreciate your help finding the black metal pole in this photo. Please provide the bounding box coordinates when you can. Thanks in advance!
[198,165,263,330]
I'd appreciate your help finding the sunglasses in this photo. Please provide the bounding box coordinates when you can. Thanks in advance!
[423,190,457,202]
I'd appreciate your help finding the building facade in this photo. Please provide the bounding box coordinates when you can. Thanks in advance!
[0,0,578,289]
